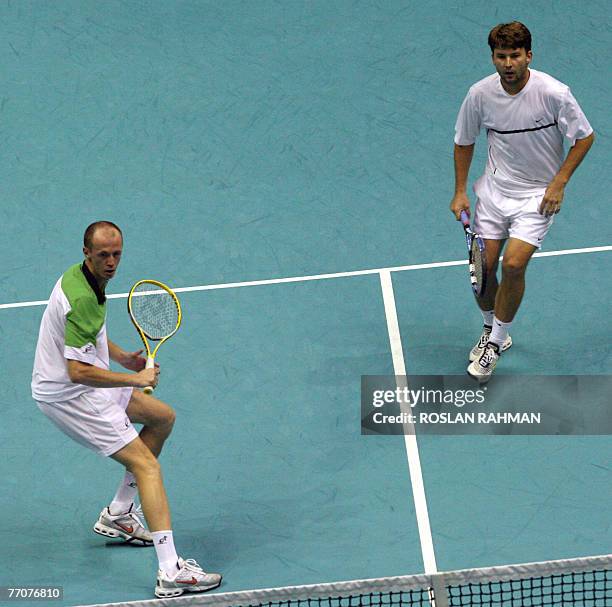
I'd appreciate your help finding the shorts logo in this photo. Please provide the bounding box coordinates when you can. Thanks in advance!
[124,417,130,428]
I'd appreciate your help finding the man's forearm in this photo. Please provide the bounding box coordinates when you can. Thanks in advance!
[454,143,475,193]
[108,339,127,364]
[67,360,143,389]
[552,133,595,186]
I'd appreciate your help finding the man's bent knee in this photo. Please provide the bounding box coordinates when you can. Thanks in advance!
[502,257,528,278]
[111,437,161,474]
[127,392,177,432]
[163,406,176,429]
[149,400,175,428]
[131,453,162,480]
[149,405,175,438]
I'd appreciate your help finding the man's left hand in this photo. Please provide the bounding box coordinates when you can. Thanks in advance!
[539,181,565,216]
[119,349,148,372]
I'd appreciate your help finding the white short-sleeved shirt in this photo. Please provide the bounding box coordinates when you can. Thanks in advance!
[32,263,110,402]
[454,69,592,197]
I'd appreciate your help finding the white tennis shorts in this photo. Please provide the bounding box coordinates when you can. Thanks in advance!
[473,173,554,248]
[36,387,138,457]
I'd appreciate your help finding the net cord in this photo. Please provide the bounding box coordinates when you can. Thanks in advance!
[75,554,611,607]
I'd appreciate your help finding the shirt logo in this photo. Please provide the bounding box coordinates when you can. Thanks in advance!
[82,344,95,354]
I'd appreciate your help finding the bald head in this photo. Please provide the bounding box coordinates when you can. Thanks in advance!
[83,221,123,285]
[84,221,123,249]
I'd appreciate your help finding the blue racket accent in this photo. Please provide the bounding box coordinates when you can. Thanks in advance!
[459,211,487,297]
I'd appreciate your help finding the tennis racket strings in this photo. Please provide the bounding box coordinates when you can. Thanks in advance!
[470,238,484,288]
[129,282,180,340]
[459,210,487,298]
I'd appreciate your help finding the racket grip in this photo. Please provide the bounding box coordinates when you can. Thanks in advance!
[143,356,155,394]
[460,210,470,225]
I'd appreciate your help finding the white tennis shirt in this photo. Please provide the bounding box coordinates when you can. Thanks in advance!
[32,263,110,402]
[454,68,593,197]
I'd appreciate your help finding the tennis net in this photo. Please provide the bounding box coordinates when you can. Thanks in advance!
[83,554,611,607]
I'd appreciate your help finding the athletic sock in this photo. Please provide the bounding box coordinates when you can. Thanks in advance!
[152,530,180,577]
[108,471,138,515]
[490,316,512,348]
[481,309,495,327]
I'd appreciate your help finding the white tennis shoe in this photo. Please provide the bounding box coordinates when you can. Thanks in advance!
[155,557,222,598]
[467,342,500,383]
[469,325,512,362]
[93,503,152,545]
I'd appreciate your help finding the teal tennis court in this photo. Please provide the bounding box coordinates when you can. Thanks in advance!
[1,2,610,606]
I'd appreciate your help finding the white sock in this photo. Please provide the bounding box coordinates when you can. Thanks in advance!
[152,530,180,576]
[481,309,495,327]
[490,316,512,348]
[109,471,138,515]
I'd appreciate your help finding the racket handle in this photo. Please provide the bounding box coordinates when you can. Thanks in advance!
[143,356,155,395]
[460,210,470,226]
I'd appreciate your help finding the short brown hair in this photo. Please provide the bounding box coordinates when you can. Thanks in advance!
[488,21,531,54]
[84,221,123,249]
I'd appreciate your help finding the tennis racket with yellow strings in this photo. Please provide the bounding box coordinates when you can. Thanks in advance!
[127,280,182,394]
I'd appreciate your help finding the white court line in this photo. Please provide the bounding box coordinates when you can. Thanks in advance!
[1,244,611,311]
[379,270,438,574]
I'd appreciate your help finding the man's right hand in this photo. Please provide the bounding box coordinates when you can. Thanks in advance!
[135,366,159,389]
[450,192,471,220]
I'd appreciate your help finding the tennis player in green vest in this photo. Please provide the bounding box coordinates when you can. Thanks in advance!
[32,221,221,597]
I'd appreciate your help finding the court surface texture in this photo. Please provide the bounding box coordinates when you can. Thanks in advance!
[1,1,610,605]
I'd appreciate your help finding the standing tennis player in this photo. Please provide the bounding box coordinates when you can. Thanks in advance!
[32,221,221,597]
[450,22,594,381]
